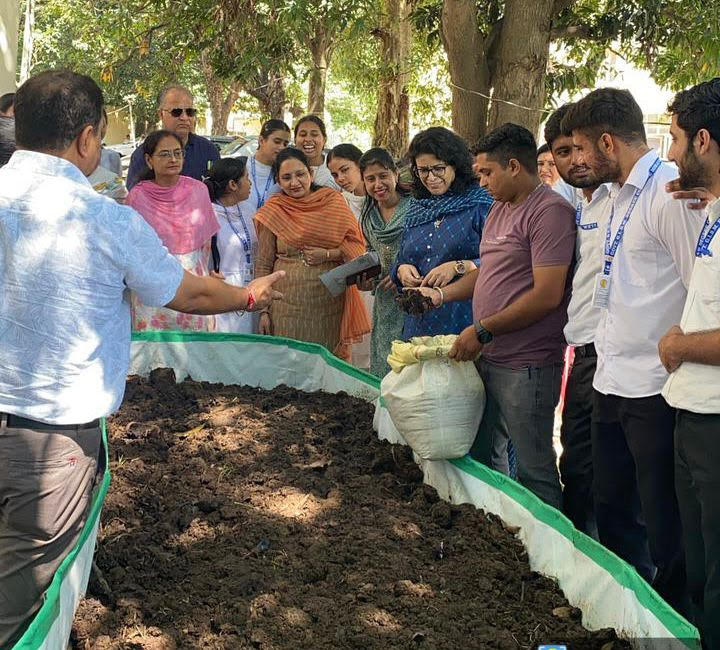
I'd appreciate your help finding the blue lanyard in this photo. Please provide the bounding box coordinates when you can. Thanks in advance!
[696,215,720,257]
[220,204,252,265]
[251,156,273,209]
[603,157,661,275]
[575,203,598,231]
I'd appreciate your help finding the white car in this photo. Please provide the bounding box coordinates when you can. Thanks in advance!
[220,136,259,159]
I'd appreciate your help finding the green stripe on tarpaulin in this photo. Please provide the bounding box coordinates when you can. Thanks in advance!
[449,455,699,647]
[13,422,111,650]
[130,330,382,390]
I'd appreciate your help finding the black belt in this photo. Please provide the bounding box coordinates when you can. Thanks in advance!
[574,342,596,358]
[1,413,101,431]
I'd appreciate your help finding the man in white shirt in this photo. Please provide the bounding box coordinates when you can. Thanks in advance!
[0,70,284,646]
[562,88,703,612]
[659,78,720,648]
[544,103,611,537]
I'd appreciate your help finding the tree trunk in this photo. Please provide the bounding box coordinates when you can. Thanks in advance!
[307,24,332,115]
[247,70,287,120]
[372,0,413,158]
[486,0,555,135]
[200,55,241,135]
[19,0,35,83]
[440,0,490,143]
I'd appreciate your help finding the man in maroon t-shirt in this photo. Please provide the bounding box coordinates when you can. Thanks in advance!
[415,123,575,508]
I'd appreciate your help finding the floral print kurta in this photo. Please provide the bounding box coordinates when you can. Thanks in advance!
[131,241,215,331]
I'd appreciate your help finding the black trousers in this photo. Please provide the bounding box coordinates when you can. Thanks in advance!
[592,391,686,613]
[559,345,597,537]
[675,410,720,649]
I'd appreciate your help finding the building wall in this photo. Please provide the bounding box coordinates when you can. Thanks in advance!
[0,0,20,93]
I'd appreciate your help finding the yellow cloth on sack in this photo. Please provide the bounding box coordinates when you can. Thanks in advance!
[387,335,459,373]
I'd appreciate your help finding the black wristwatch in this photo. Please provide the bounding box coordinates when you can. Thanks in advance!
[474,321,494,344]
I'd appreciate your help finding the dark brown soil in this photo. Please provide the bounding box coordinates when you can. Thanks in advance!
[72,369,630,650]
[396,290,434,316]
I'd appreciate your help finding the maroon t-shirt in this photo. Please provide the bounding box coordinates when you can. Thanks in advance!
[473,184,576,368]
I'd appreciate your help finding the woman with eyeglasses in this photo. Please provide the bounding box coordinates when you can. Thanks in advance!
[393,126,493,338]
[127,130,219,331]
[254,147,369,359]
[204,156,257,333]
[293,115,341,190]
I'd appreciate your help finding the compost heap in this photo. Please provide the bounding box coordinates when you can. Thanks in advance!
[72,369,631,650]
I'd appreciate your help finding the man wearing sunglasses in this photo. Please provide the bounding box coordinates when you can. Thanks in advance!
[126,84,219,189]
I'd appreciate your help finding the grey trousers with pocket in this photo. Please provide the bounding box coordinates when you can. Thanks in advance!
[0,417,101,647]
[471,359,563,509]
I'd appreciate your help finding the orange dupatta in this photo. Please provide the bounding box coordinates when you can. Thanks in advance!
[254,187,371,352]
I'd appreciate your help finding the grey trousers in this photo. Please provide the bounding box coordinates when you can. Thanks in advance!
[472,359,563,509]
[0,417,101,648]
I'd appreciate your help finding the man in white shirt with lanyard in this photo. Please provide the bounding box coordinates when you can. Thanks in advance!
[544,103,611,538]
[562,88,704,613]
[0,70,284,646]
[241,119,291,217]
[659,78,720,649]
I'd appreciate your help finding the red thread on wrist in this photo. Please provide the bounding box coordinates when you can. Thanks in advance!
[246,290,256,311]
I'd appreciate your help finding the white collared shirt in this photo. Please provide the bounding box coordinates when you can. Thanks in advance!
[564,184,612,346]
[0,151,183,424]
[552,177,580,207]
[663,199,720,413]
[593,150,705,398]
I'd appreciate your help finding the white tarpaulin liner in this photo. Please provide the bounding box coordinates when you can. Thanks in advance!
[15,331,699,649]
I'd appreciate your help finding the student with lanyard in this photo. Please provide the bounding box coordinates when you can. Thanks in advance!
[562,88,704,614]
[543,103,612,538]
[659,78,720,650]
[205,157,258,333]
[239,119,291,218]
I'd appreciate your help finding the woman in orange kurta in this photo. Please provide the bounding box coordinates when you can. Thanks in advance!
[254,147,370,359]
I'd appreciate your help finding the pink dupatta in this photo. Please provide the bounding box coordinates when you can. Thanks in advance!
[127,176,219,254]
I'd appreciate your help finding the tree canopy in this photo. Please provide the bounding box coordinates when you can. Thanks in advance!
[23,0,720,150]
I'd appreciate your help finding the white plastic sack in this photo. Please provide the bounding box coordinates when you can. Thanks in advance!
[381,336,485,460]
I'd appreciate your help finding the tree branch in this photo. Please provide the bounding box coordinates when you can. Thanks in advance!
[551,23,602,41]
[552,0,576,17]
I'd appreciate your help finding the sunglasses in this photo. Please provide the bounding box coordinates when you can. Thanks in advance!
[162,107,198,118]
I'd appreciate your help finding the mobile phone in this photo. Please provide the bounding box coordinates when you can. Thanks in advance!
[346,264,382,286]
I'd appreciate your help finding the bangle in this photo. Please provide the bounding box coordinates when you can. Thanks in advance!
[435,287,444,306]
[246,290,256,312]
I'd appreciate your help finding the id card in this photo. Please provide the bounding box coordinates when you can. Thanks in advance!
[592,273,611,309]
[242,268,254,284]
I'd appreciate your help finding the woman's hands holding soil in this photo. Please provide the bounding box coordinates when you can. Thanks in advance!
[397,264,423,287]
[421,261,456,288]
[406,286,443,307]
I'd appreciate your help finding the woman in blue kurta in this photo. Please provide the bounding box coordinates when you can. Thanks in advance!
[392,127,492,337]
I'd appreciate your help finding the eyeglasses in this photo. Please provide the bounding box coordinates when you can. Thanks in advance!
[162,107,198,118]
[154,149,185,160]
[416,164,448,179]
